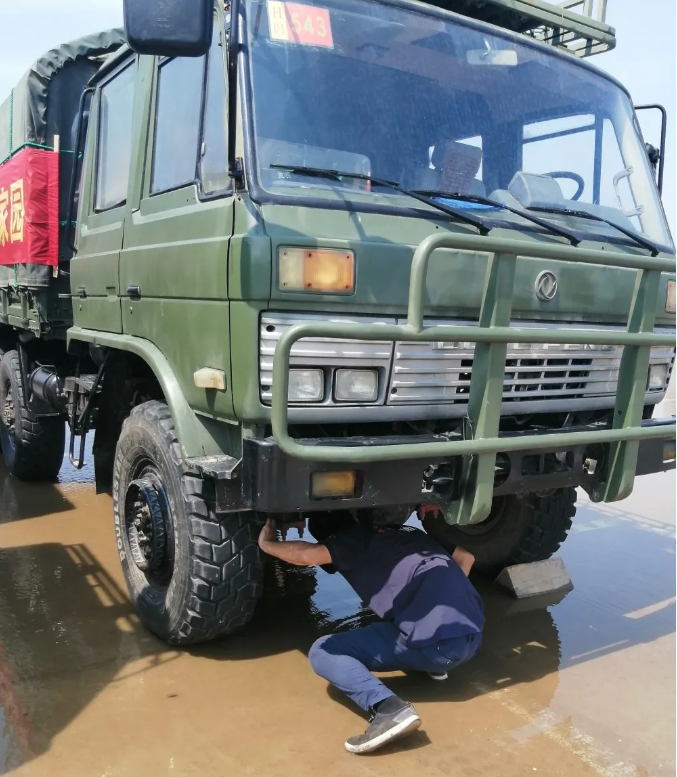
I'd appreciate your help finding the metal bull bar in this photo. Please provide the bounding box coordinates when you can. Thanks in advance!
[272,233,676,525]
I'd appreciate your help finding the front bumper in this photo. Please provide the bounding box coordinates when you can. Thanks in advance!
[268,233,676,520]
[209,418,676,514]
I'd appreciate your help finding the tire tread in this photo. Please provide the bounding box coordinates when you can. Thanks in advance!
[423,488,577,575]
[0,350,65,481]
[506,488,576,567]
[114,400,263,645]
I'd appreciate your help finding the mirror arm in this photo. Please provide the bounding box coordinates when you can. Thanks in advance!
[66,86,94,253]
[227,0,244,187]
[635,103,667,194]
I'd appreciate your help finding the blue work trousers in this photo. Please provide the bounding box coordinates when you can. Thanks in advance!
[308,621,482,711]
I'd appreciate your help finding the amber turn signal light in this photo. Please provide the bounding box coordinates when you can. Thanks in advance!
[311,470,357,499]
[278,247,354,294]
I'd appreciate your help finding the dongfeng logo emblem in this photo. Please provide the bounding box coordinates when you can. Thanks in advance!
[536,271,558,302]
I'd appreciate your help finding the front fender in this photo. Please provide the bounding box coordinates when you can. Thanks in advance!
[68,327,234,459]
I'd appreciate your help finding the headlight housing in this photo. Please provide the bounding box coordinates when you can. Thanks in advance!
[667,280,676,314]
[288,369,324,402]
[648,364,669,391]
[335,369,378,402]
[278,247,355,294]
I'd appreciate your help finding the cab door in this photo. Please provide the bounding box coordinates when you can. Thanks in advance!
[120,27,235,418]
[72,56,137,334]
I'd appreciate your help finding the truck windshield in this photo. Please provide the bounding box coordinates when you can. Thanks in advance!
[244,0,673,248]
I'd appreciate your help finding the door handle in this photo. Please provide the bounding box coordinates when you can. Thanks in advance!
[126,285,141,299]
[76,286,87,299]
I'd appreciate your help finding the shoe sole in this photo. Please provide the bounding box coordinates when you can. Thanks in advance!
[345,714,422,755]
[428,673,448,681]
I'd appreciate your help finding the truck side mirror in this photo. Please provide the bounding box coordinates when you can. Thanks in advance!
[123,0,213,58]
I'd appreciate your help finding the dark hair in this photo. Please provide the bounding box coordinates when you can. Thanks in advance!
[307,511,355,543]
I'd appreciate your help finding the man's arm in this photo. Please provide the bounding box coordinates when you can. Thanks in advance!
[452,546,475,577]
[258,519,333,567]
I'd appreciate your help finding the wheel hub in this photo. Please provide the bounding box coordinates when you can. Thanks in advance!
[0,380,16,454]
[1,392,14,435]
[124,478,169,573]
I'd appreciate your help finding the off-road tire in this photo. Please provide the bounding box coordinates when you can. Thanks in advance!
[0,350,65,481]
[113,401,264,645]
[423,488,576,576]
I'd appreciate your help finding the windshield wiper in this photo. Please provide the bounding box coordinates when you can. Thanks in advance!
[524,205,661,257]
[413,190,580,246]
[270,164,491,235]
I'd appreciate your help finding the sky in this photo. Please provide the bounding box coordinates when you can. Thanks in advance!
[0,0,674,232]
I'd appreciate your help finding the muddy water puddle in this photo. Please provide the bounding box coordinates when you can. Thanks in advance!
[0,449,674,776]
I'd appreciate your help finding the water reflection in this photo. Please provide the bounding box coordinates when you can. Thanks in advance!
[0,540,169,773]
[0,436,674,774]
[0,472,76,523]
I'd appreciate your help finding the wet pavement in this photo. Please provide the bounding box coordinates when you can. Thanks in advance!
[0,408,674,776]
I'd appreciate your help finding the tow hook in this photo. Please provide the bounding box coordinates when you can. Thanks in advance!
[583,457,598,475]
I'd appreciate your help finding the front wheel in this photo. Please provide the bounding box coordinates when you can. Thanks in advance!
[423,488,576,576]
[0,350,65,481]
[113,401,264,645]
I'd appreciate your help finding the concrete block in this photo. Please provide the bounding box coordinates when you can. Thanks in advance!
[495,557,573,599]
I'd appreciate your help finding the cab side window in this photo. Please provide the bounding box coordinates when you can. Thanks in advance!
[200,37,229,194]
[151,55,205,194]
[95,64,135,211]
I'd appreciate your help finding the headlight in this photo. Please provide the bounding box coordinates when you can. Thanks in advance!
[278,247,355,294]
[288,369,324,402]
[667,280,676,314]
[335,369,378,402]
[648,364,669,391]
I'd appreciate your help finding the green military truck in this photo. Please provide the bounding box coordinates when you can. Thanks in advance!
[0,0,675,644]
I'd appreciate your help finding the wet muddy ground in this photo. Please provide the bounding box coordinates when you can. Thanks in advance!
[0,404,674,776]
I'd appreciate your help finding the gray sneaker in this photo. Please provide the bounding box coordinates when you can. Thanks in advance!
[345,703,421,754]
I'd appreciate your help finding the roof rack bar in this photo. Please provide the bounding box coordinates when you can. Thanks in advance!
[443,0,616,59]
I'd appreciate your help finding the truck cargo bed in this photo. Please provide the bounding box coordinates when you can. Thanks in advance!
[0,30,124,339]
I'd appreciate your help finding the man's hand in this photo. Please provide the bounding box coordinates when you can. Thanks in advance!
[258,518,278,548]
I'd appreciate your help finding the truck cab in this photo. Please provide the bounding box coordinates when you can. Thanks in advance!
[0,0,675,645]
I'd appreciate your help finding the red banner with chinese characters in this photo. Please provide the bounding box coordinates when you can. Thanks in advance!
[0,147,59,266]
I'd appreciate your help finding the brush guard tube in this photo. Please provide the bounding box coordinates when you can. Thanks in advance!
[271,233,676,526]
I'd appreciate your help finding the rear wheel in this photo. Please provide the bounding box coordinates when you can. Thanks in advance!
[423,488,576,576]
[113,400,264,645]
[0,350,65,481]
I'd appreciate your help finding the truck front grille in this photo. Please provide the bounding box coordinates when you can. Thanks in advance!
[389,338,674,404]
[260,313,675,409]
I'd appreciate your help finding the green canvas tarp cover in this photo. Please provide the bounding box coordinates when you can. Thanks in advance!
[0,29,124,288]
[0,29,124,161]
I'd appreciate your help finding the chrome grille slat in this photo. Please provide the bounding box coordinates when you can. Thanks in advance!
[390,375,620,388]
[260,313,676,408]
[389,318,674,405]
